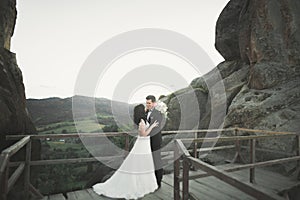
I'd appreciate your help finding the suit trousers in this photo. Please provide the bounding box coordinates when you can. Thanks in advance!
[150,142,163,186]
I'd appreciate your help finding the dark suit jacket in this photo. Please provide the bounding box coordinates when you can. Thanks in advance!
[147,108,163,150]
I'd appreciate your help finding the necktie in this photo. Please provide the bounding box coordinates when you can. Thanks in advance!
[147,110,152,122]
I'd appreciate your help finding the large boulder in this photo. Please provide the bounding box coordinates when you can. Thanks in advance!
[221,0,300,134]
[0,0,16,50]
[165,0,300,172]
[215,0,243,61]
[216,0,300,65]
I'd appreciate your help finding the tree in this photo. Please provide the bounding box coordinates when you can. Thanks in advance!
[102,125,118,132]
[61,129,67,133]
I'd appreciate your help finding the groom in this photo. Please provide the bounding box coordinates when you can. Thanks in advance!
[145,95,163,188]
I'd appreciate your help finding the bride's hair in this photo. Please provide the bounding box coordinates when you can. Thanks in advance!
[133,104,146,125]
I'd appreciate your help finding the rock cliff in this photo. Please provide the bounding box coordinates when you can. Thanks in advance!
[217,0,300,134]
[0,0,38,155]
[166,0,300,165]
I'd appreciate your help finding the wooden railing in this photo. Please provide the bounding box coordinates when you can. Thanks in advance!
[1,128,299,200]
[0,131,142,200]
[0,129,201,200]
[173,128,300,200]
[0,136,31,200]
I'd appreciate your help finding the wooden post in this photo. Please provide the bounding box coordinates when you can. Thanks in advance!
[232,129,244,163]
[0,169,4,200]
[24,140,31,200]
[250,139,256,183]
[125,134,129,152]
[193,132,198,158]
[1,160,9,200]
[174,141,180,200]
[296,135,300,179]
[182,157,190,200]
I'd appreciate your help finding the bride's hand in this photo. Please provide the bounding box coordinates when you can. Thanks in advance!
[151,120,159,128]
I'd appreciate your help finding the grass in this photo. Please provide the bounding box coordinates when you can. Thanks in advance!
[37,119,106,134]
[47,141,83,151]
[35,116,134,195]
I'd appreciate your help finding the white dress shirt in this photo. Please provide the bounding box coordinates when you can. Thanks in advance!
[147,109,153,121]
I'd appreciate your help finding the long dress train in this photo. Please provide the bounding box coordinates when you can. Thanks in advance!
[92,134,158,199]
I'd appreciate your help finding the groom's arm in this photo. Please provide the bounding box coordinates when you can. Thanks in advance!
[156,111,163,127]
[151,110,163,134]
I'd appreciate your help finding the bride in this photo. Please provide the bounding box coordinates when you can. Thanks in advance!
[92,104,159,199]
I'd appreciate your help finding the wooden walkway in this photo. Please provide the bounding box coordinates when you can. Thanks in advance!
[41,164,299,200]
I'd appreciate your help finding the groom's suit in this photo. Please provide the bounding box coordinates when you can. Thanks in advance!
[146,108,163,187]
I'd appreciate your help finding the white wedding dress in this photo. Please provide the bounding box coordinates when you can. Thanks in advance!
[92,121,158,199]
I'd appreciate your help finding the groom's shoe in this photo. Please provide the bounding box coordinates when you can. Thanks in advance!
[157,182,161,189]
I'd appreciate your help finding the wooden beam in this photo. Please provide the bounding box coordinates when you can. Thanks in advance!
[5,128,295,141]
[179,172,209,182]
[150,145,235,159]
[163,128,236,134]
[188,157,282,200]
[224,156,300,172]
[9,152,171,167]
[24,141,31,199]
[175,140,190,157]
[6,132,129,140]
[6,128,237,140]
[2,136,30,157]
[231,130,244,164]
[249,139,256,183]
[236,127,296,135]
[193,132,198,158]
[297,135,300,159]
[182,158,190,200]
[0,161,9,200]
[8,163,25,192]
[29,183,44,199]
[0,154,9,174]
[181,133,295,143]
[0,167,5,200]
[29,155,124,166]
[124,135,129,152]
[182,156,300,181]
[197,145,235,152]
[173,141,180,200]
[296,135,300,179]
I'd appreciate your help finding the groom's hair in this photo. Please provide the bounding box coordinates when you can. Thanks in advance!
[146,95,156,102]
[133,104,146,125]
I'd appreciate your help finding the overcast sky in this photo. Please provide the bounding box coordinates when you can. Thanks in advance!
[11,0,229,103]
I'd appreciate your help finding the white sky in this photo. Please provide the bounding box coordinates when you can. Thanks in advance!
[11,0,229,103]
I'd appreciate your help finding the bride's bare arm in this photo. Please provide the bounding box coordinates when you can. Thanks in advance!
[138,120,159,136]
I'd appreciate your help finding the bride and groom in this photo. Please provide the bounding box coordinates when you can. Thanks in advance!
[93,95,164,199]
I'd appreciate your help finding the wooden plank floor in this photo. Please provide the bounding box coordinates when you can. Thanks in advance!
[42,165,299,200]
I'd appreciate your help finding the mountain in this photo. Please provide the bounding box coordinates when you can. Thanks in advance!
[26,95,134,130]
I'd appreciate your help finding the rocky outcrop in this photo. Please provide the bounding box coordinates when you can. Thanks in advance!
[165,0,300,170]
[0,0,39,156]
[0,1,40,198]
[216,0,300,65]
[0,49,37,150]
[0,0,16,50]
[217,0,300,133]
